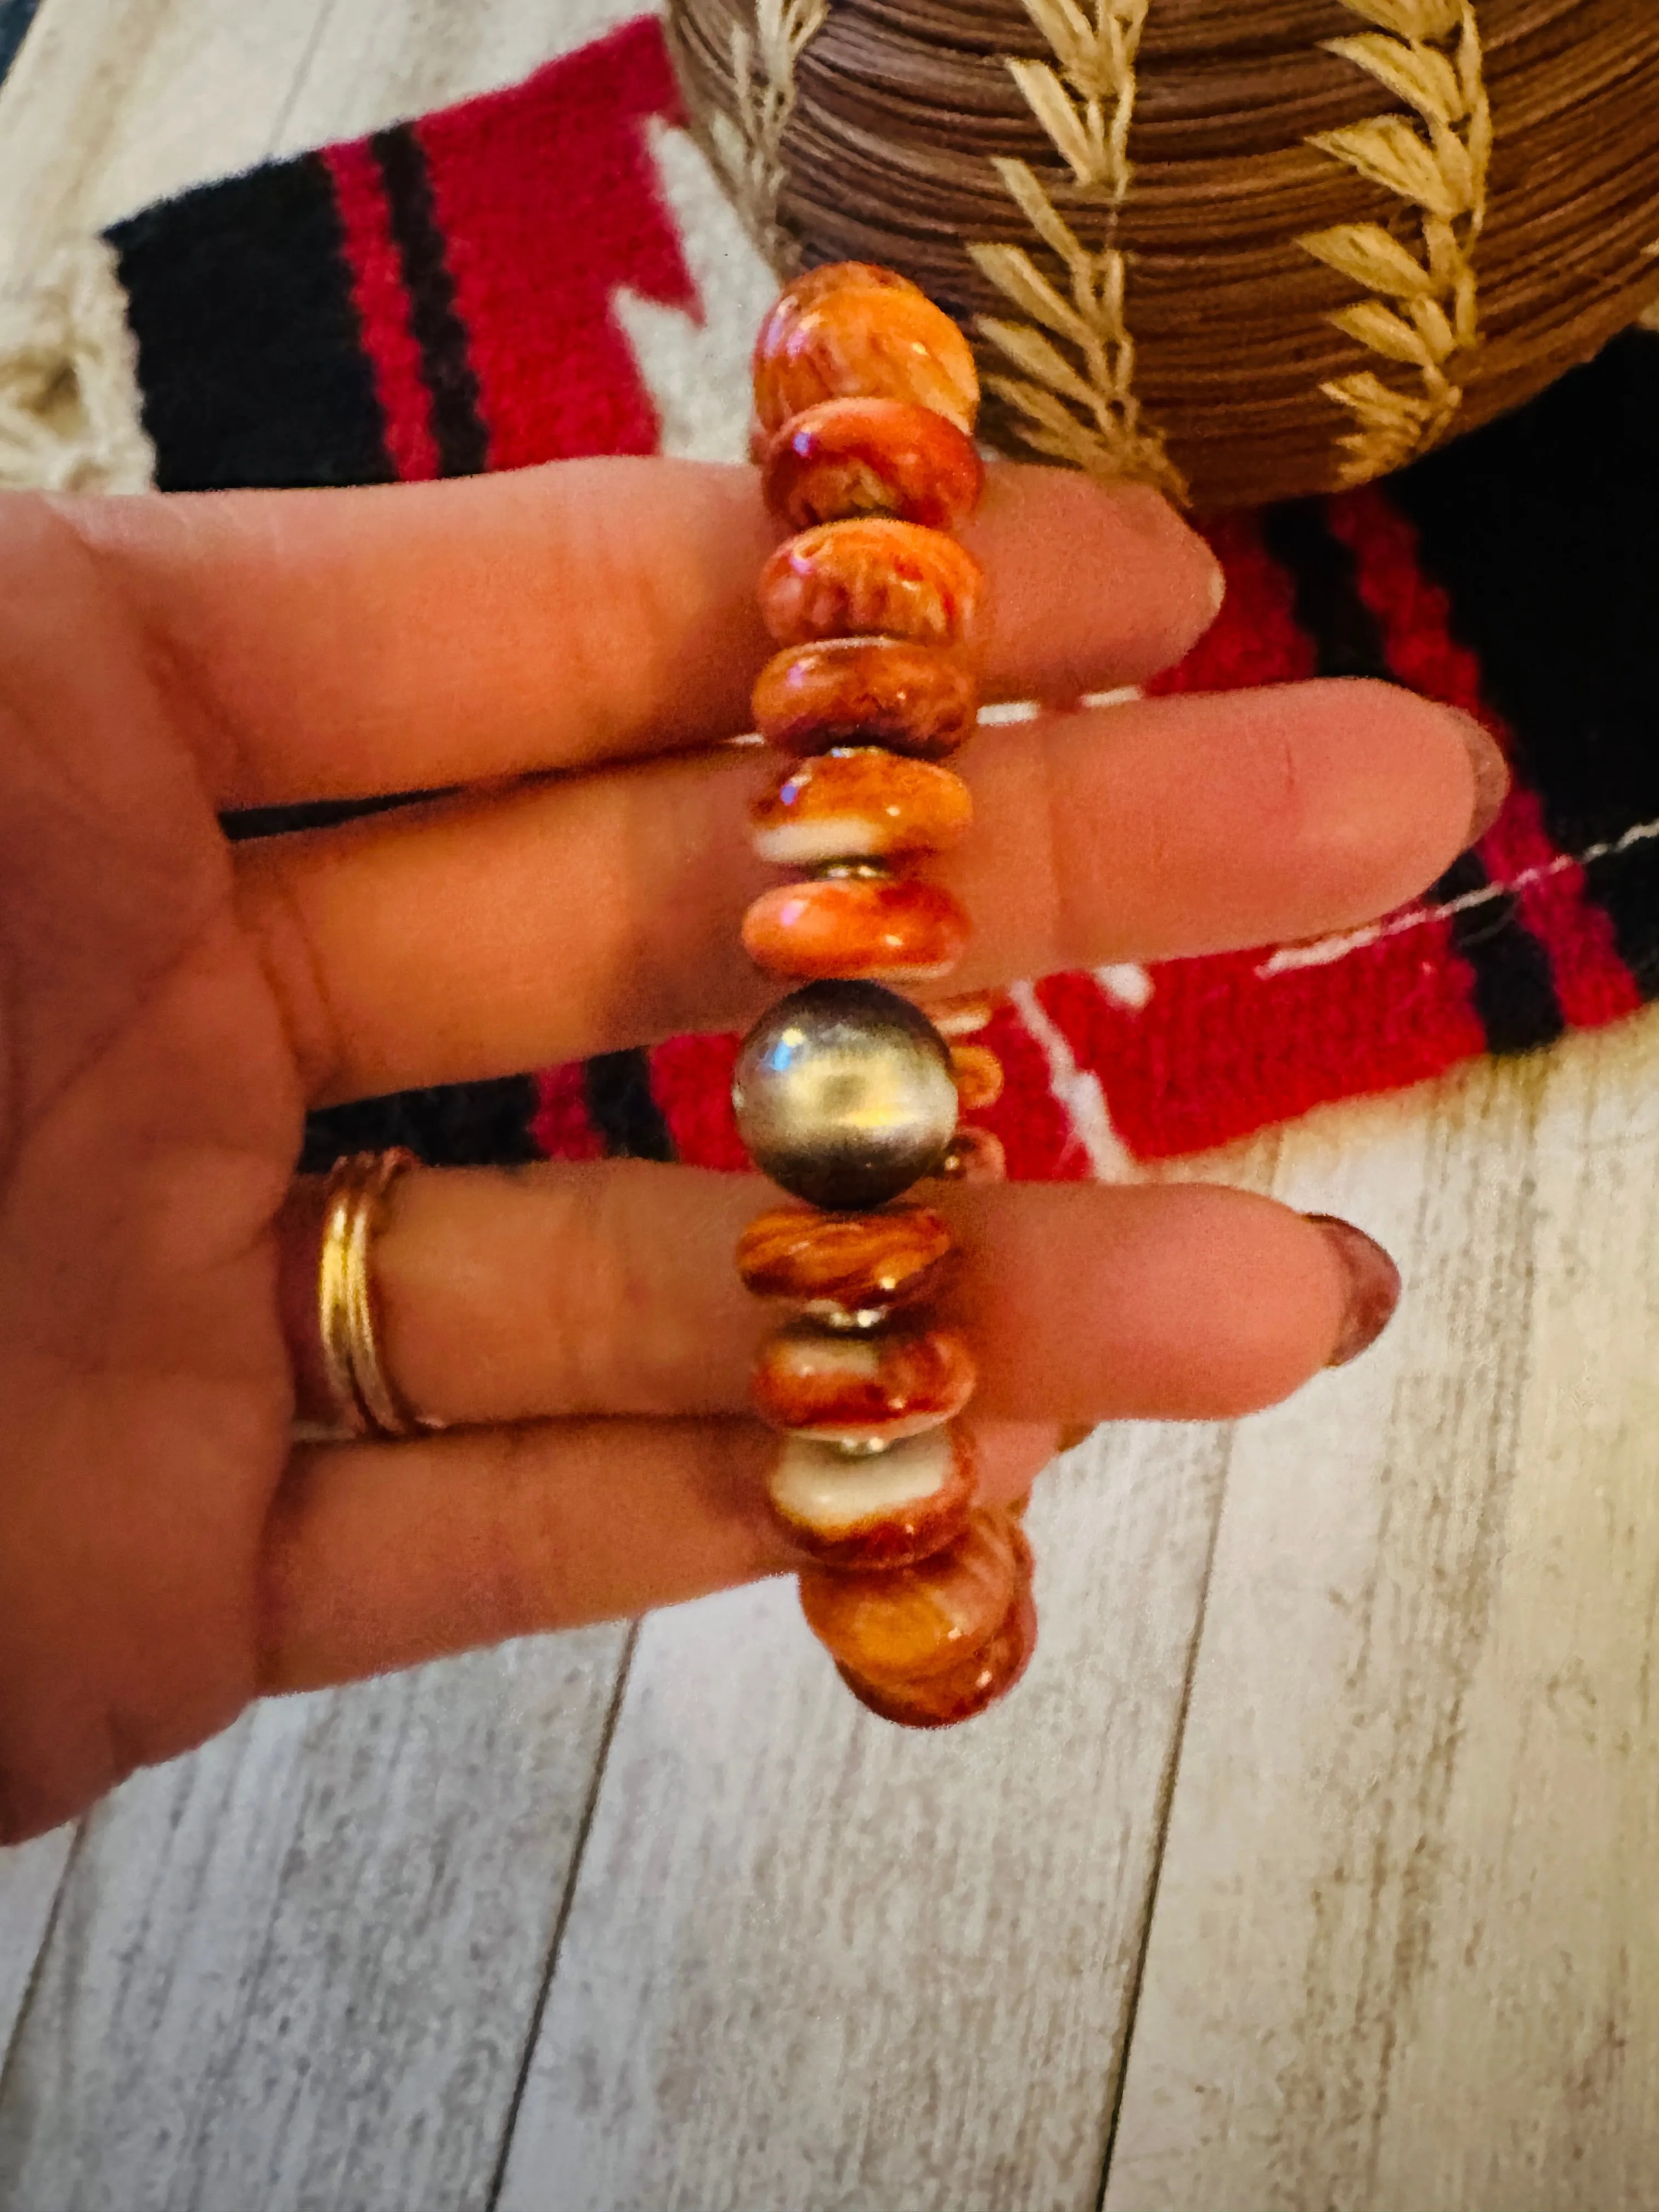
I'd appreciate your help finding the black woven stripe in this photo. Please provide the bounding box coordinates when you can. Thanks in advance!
[108,156,394,491]
[371,124,489,478]
[583,1050,676,1161]
[1390,332,1659,998]
[301,1077,543,1175]
[1261,498,1566,1055]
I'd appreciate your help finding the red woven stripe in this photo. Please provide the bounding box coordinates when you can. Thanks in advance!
[1331,488,1642,1030]
[650,1032,748,1171]
[321,140,439,481]
[532,1063,605,1161]
[415,18,697,469]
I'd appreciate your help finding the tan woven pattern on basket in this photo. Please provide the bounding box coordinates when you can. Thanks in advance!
[668,0,1659,509]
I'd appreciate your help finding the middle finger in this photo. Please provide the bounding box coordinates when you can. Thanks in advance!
[238,678,1492,1103]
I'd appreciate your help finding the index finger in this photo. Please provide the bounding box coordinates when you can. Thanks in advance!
[51,459,1222,810]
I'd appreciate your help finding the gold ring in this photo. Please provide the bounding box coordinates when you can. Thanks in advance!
[316,1149,442,1440]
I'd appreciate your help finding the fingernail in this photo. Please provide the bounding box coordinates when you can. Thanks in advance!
[1305,1214,1402,1368]
[1448,709,1510,847]
[1206,552,1227,618]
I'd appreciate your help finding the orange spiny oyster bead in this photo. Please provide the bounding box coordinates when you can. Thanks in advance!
[927,989,1000,1037]
[838,1570,1037,1729]
[736,1203,956,1316]
[752,1318,977,1444]
[949,1042,1004,1112]
[762,397,985,533]
[752,637,979,762]
[799,1507,1022,1682]
[750,748,972,867]
[742,872,970,983]
[759,520,985,653]
[752,263,979,439]
[933,1126,1008,1184]
[766,1423,975,1568]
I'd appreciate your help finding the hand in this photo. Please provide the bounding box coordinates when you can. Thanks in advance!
[0,459,1494,1841]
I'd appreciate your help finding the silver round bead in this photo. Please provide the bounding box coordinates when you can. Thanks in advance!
[732,981,960,1211]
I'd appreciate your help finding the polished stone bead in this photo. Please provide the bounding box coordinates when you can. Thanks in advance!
[926,989,1000,1037]
[765,1423,975,1568]
[752,1318,977,1443]
[800,1508,1022,1681]
[762,397,984,532]
[732,980,958,1210]
[950,1042,1005,1111]
[749,748,973,866]
[933,1126,1008,1184]
[742,871,970,984]
[752,263,979,438]
[758,520,985,652]
[837,1575,1037,1729]
[735,1202,956,1316]
[751,636,979,761]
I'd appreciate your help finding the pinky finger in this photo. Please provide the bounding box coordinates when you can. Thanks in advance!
[259,1417,1059,1694]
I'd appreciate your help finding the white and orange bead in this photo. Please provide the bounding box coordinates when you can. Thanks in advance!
[749,748,973,866]
[752,1318,977,1444]
[765,1423,976,1570]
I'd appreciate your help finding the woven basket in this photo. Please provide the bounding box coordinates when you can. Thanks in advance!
[669,0,1659,507]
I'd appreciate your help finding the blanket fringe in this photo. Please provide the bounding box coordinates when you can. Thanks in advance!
[0,237,154,493]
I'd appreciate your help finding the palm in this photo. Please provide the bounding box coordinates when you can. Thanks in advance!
[0,505,303,1819]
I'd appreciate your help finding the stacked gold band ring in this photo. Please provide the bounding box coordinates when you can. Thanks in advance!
[315,1148,441,1440]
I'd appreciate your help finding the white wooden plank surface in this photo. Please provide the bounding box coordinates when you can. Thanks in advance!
[496,1425,1231,2212]
[1105,1014,1659,2212]
[0,1832,72,2068]
[0,1632,630,2211]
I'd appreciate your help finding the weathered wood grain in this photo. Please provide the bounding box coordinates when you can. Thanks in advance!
[1105,1013,1659,2212]
[0,1633,630,2212]
[0,1832,72,2069]
[495,1425,1229,2212]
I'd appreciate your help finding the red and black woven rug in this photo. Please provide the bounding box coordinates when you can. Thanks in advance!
[99,18,1659,1179]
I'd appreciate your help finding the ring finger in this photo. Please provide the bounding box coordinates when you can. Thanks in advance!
[278,1159,1367,1431]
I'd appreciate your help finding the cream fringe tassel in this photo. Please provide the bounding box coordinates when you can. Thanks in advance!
[0,237,154,493]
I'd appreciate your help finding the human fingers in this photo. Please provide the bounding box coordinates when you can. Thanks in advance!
[276,1161,1381,1431]
[238,677,1498,1102]
[50,461,1221,808]
[259,1415,1061,1691]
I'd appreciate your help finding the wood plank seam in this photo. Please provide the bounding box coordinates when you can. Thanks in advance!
[1093,1428,1235,2211]
[483,1619,641,2211]
[0,1822,83,2087]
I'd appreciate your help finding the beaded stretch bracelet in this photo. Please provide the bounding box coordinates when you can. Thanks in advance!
[730,263,1038,1730]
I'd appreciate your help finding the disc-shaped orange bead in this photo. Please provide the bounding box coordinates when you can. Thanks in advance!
[751,637,979,761]
[949,1042,1004,1112]
[742,874,970,983]
[838,1579,1038,1729]
[933,1126,1008,1184]
[752,1318,977,1443]
[750,748,972,866]
[800,1507,1021,1682]
[758,520,985,652]
[736,1203,956,1314]
[762,397,985,532]
[752,264,979,438]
